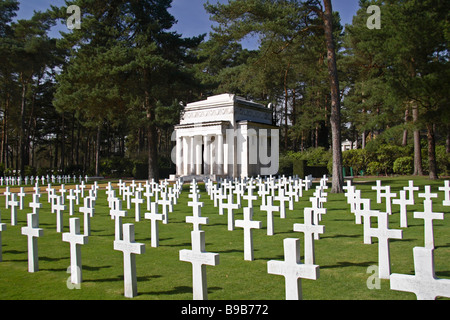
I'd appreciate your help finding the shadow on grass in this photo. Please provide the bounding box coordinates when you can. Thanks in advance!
[3,249,26,255]
[85,274,161,283]
[321,234,361,240]
[140,285,222,297]
[40,255,69,262]
[84,264,113,272]
[321,261,377,269]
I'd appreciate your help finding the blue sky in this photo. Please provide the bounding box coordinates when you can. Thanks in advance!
[16,0,362,45]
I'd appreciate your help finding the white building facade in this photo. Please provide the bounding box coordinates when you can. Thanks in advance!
[174,94,279,180]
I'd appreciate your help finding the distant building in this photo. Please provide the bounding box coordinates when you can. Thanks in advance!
[174,94,279,180]
[341,139,357,152]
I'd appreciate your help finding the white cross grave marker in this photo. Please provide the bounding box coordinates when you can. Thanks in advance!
[62,217,88,285]
[285,184,296,210]
[158,192,171,225]
[380,186,396,215]
[357,199,381,245]
[222,193,240,231]
[257,183,268,207]
[186,193,208,231]
[110,199,128,241]
[439,180,450,206]
[179,230,220,300]
[267,238,319,300]
[414,187,444,249]
[309,196,326,230]
[214,187,227,212]
[293,208,325,265]
[216,189,227,215]
[260,195,279,236]
[29,193,42,224]
[145,202,163,248]
[9,193,19,226]
[243,183,257,209]
[123,186,132,209]
[18,187,26,210]
[54,196,67,233]
[114,223,145,298]
[390,247,450,300]
[144,184,153,211]
[74,185,81,205]
[404,180,419,205]
[4,187,11,209]
[235,207,262,261]
[366,211,403,279]
[21,213,44,272]
[131,191,144,222]
[372,180,387,204]
[79,197,94,236]
[66,189,77,216]
[79,182,86,198]
[275,187,289,219]
[393,190,410,228]
[59,185,67,204]
[304,175,312,191]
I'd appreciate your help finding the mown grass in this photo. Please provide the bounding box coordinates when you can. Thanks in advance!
[0,176,448,300]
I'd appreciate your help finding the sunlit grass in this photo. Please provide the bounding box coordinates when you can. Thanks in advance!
[0,176,448,300]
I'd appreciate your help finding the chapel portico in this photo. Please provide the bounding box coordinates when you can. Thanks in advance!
[174,94,279,180]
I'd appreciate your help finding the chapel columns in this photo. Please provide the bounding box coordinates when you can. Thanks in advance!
[176,132,226,178]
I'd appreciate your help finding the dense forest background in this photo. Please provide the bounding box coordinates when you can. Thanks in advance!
[0,0,448,184]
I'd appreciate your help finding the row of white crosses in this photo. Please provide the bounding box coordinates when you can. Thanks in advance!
[1,174,329,300]
[0,179,98,278]
[345,179,450,300]
[207,174,317,237]
[0,177,184,299]
[107,178,183,298]
[200,175,326,300]
[180,182,219,300]
[0,174,89,186]
[268,175,328,300]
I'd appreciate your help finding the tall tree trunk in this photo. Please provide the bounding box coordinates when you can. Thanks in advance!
[95,125,101,176]
[412,103,423,175]
[19,78,27,177]
[446,125,450,154]
[402,108,409,146]
[71,113,75,167]
[361,130,366,149]
[54,133,59,169]
[147,120,159,181]
[145,95,159,181]
[61,113,66,173]
[323,0,343,193]
[76,123,81,166]
[426,123,438,180]
[2,95,9,166]
[284,62,291,150]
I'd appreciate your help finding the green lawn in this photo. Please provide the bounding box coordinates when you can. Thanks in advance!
[0,176,448,300]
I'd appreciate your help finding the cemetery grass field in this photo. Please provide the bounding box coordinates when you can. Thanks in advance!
[0,177,448,300]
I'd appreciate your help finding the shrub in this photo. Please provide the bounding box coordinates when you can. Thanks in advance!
[436,145,450,176]
[367,161,383,176]
[280,148,331,176]
[343,149,369,174]
[393,156,413,175]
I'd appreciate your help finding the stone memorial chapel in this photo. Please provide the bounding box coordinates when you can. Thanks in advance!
[174,94,279,180]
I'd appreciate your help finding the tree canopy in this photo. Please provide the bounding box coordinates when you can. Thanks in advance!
[0,0,448,181]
